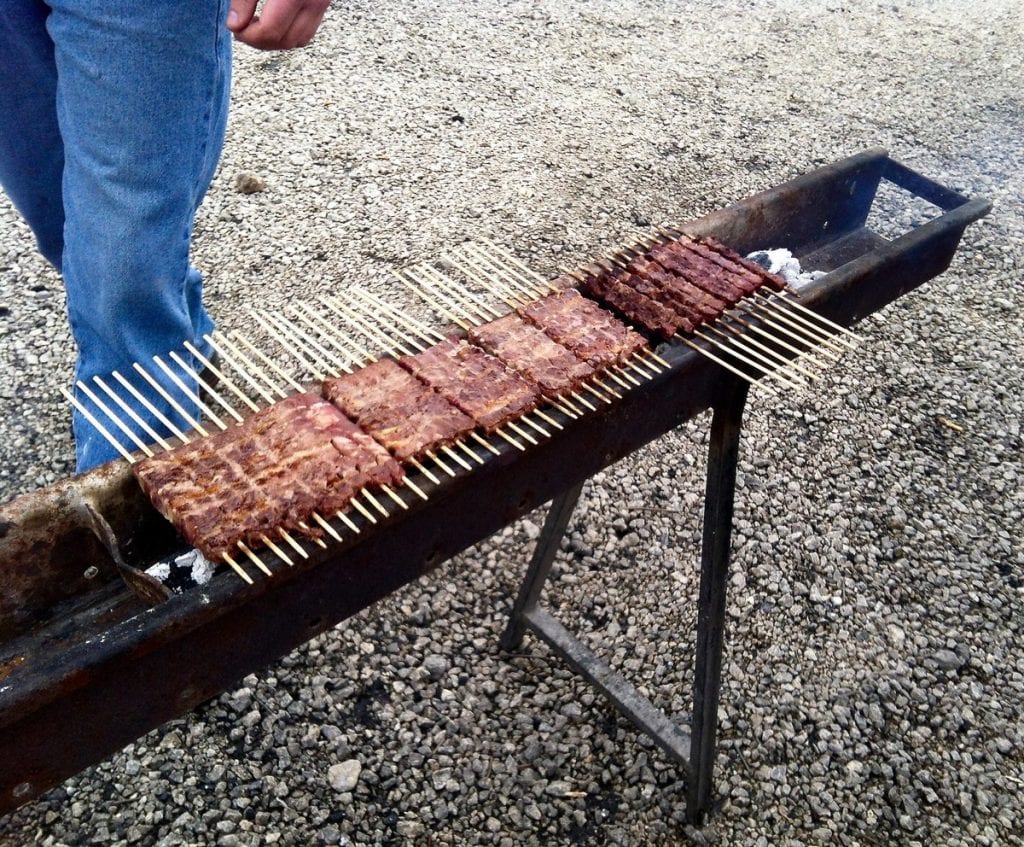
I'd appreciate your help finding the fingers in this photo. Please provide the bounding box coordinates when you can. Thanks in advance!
[230,0,331,50]
[226,0,260,32]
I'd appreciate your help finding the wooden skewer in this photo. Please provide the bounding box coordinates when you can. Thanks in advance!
[520,415,550,439]
[470,432,502,457]
[152,354,226,430]
[112,369,191,443]
[252,312,328,381]
[693,332,806,390]
[267,309,350,376]
[592,378,622,400]
[426,450,457,478]
[382,485,409,511]
[336,511,361,534]
[133,361,208,437]
[641,348,671,370]
[470,240,559,294]
[275,307,355,373]
[506,421,537,446]
[354,287,447,345]
[350,497,378,525]
[738,295,847,355]
[312,512,344,543]
[329,296,417,357]
[238,542,275,575]
[75,380,154,457]
[534,408,563,431]
[417,264,504,325]
[277,528,309,559]
[454,246,548,302]
[60,386,137,463]
[456,441,485,465]
[362,490,389,518]
[412,457,441,485]
[716,312,833,371]
[400,475,430,501]
[169,349,245,423]
[93,375,172,451]
[291,303,366,369]
[297,524,329,550]
[705,323,820,381]
[752,292,857,350]
[258,533,294,567]
[337,292,426,353]
[442,444,473,471]
[772,290,863,343]
[443,251,537,308]
[675,335,777,395]
[730,309,844,362]
[494,428,526,451]
[184,341,261,413]
[210,332,292,401]
[222,552,253,584]
[318,299,382,362]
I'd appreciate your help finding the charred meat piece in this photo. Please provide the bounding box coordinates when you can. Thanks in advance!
[699,235,788,291]
[580,271,689,338]
[646,242,748,305]
[518,289,647,367]
[133,393,402,560]
[468,312,595,398]
[665,240,765,299]
[323,358,475,460]
[400,338,540,432]
[624,256,729,320]
[602,265,706,328]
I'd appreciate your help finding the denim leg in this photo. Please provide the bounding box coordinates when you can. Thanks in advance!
[0,0,65,268]
[44,0,231,470]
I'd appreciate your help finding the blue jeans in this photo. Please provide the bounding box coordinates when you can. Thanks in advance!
[0,0,231,471]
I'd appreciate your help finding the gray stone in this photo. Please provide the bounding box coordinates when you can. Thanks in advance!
[327,760,362,793]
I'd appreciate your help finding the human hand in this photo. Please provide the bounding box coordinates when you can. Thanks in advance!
[227,0,331,50]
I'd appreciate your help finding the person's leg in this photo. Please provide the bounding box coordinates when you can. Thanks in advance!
[46,0,232,470]
[0,0,65,268]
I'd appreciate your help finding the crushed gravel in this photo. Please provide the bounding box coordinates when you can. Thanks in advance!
[1,1,1022,845]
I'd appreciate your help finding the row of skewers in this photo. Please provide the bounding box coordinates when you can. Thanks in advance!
[64,234,855,584]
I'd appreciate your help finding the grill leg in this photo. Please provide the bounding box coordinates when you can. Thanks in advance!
[499,482,584,652]
[687,378,749,823]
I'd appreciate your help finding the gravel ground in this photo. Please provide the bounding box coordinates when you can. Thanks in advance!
[2,1,1022,845]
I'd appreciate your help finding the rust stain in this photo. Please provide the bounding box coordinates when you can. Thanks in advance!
[0,655,25,682]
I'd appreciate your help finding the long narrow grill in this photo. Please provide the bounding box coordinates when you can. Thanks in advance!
[61,231,852,586]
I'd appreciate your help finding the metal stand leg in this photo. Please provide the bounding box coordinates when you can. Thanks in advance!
[501,377,749,826]
[688,378,749,823]
[499,482,584,652]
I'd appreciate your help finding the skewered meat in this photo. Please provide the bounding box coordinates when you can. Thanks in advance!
[580,271,689,338]
[600,264,706,328]
[700,235,788,291]
[646,242,750,305]
[623,255,728,320]
[518,289,647,367]
[400,338,539,432]
[323,358,475,460]
[133,393,402,560]
[468,312,595,397]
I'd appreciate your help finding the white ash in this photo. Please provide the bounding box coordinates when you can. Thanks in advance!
[747,247,827,290]
[144,548,215,591]
[144,561,171,582]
